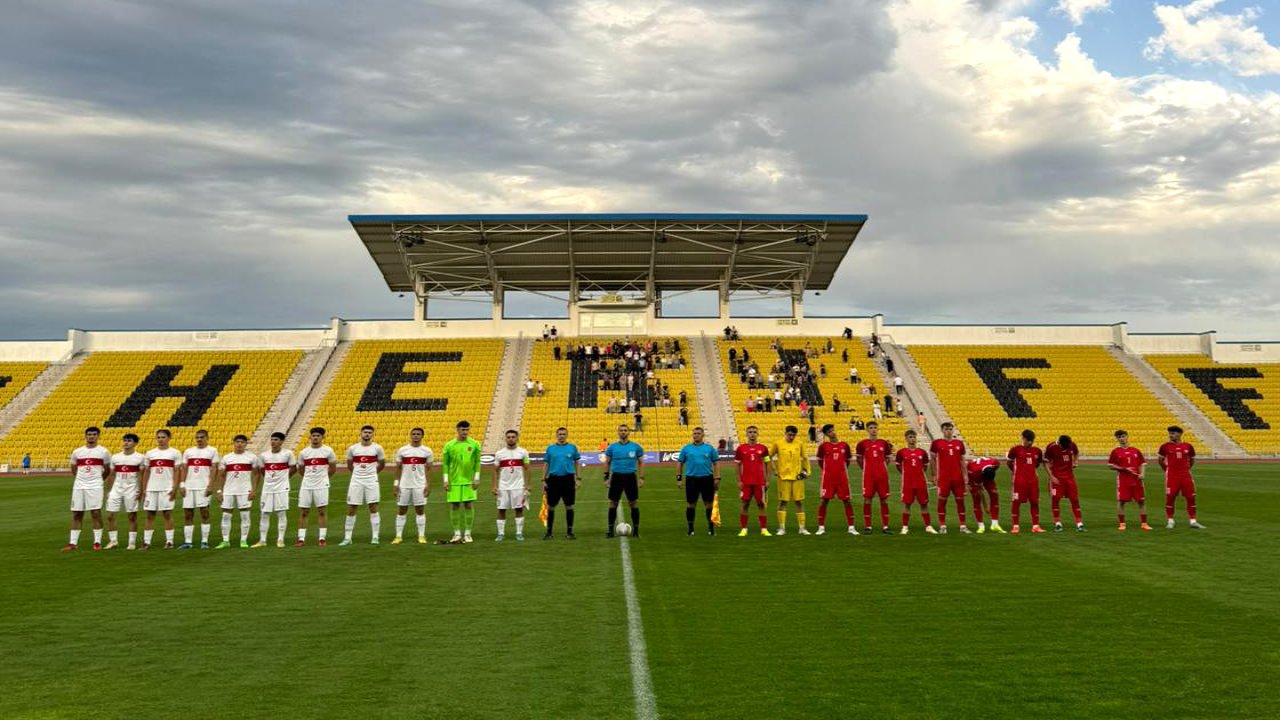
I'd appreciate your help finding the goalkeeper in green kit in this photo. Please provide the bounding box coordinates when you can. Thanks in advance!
[442,420,483,543]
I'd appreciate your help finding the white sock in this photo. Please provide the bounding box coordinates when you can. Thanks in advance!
[370,514,380,540]
[128,531,137,546]
[395,515,406,538]
[415,514,426,538]
[344,515,356,540]
[221,514,232,540]
[516,517,525,535]
[260,513,271,543]
[201,523,210,542]
[108,530,118,543]
[276,511,286,543]
[298,527,307,541]
[164,529,174,544]
[496,518,505,536]
[239,511,251,543]
[93,528,102,543]
[184,525,193,543]
[319,526,327,540]
[144,529,153,545]
[70,529,81,545]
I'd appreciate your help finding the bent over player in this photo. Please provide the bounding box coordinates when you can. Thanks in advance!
[966,457,1005,533]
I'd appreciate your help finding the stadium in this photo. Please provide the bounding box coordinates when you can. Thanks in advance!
[2,212,1278,718]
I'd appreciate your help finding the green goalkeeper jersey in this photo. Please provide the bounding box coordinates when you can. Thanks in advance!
[442,437,483,485]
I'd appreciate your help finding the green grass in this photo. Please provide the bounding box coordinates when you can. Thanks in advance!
[1,463,1277,719]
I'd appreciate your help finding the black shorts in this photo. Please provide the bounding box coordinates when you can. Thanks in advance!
[684,475,715,504]
[545,474,577,507]
[608,472,639,502]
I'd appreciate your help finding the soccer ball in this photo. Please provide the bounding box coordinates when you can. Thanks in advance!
[615,522,633,537]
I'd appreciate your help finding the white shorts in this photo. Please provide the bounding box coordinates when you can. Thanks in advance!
[221,493,251,510]
[183,486,211,509]
[347,482,380,506]
[144,490,174,513]
[106,486,139,513]
[299,487,329,508]
[496,488,528,511]
[261,490,289,513]
[70,487,103,512]
[397,487,427,507]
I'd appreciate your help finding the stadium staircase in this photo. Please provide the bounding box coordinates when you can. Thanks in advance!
[284,341,351,448]
[1105,347,1246,457]
[864,339,933,441]
[250,345,334,449]
[880,340,946,440]
[689,334,737,447]
[0,354,87,447]
[482,337,534,453]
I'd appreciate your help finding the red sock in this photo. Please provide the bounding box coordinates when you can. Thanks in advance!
[1070,499,1082,524]
[862,500,872,528]
[988,492,1000,522]
[879,500,889,528]
[922,510,932,526]
[1188,495,1196,521]
[1012,501,1021,526]
[1140,511,1147,524]
[758,514,767,530]
[901,511,910,527]
[844,501,855,527]
[936,498,947,525]
[1030,502,1040,526]
[956,499,966,525]
[1118,512,1125,524]
[739,513,748,529]
[972,498,985,523]
[818,504,828,526]
[1052,501,1062,524]
[1165,493,1175,521]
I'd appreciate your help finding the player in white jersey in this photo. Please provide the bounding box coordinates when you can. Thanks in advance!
[341,425,386,546]
[216,434,260,549]
[142,429,184,549]
[491,429,532,542]
[296,426,337,546]
[253,431,296,548]
[179,428,219,549]
[392,427,434,544]
[65,426,111,551]
[104,433,146,549]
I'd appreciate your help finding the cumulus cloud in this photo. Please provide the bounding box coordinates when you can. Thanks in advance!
[1146,0,1280,77]
[1056,0,1110,26]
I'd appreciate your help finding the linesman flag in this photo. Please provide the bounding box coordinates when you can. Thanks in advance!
[538,492,548,527]
[710,492,721,526]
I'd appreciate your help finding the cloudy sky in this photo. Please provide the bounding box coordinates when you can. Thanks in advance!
[1,0,1278,339]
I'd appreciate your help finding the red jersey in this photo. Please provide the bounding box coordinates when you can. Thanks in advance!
[967,457,1000,484]
[817,441,852,482]
[1109,446,1145,480]
[856,439,893,480]
[1158,442,1195,481]
[895,447,929,488]
[1007,445,1043,482]
[929,439,966,481]
[734,443,770,486]
[1043,441,1079,481]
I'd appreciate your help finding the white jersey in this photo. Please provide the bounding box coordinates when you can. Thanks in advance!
[346,443,385,487]
[71,445,112,489]
[109,452,147,492]
[144,447,183,494]
[495,446,530,491]
[395,444,433,489]
[299,445,337,490]
[259,450,295,494]
[220,452,260,495]
[182,446,220,490]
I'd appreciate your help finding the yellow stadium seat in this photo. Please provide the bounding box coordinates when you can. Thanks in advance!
[1144,354,1280,455]
[0,362,48,414]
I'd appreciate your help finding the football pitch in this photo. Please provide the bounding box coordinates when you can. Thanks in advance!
[2,463,1277,720]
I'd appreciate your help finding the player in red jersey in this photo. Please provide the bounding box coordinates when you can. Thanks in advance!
[1108,429,1151,531]
[1044,434,1086,532]
[1159,426,1204,530]
[929,422,968,533]
[1006,429,1046,534]
[896,429,936,535]
[856,421,894,535]
[966,457,1005,533]
[734,425,772,536]
[815,424,857,535]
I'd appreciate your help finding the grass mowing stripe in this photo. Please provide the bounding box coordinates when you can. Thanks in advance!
[620,536,659,720]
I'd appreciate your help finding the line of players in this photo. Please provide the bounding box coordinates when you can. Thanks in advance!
[681,420,1205,537]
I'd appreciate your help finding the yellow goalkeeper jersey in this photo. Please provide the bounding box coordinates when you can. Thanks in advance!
[771,439,810,480]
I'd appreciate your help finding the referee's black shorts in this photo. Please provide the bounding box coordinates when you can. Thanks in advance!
[684,475,715,504]
[607,472,639,502]
[545,474,576,506]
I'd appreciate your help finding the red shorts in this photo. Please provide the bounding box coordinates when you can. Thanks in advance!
[862,475,889,499]
[1165,476,1195,498]
[901,484,929,505]
[937,476,966,498]
[968,479,997,498]
[821,477,851,501]
[1050,477,1079,502]
[1117,477,1145,502]
[740,483,765,504]
[1012,476,1039,503]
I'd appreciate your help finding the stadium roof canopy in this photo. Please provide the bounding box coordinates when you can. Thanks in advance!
[349,213,867,303]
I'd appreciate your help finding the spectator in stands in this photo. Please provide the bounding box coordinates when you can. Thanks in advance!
[832,395,842,413]
[808,424,819,442]
[798,399,809,417]
[917,411,926,432]
[550,325,558,340]
[843,327,853,340]
[526,379,536,397]
[719,438,727,452]
[896,397,904,417]
[819,363,827,379]
[825,339,834,353]
[746,397,755,413]
[731,326,740,340]
[679,390,687,407]
[871,332,880,347]
[728,347,737,363]
[634,410,643,433]
[773,388,783,408]
[849,367,858,384]
[536,380,545,397]
[885,357,895,374]
[860,382,870,396]
[867,341,875,358]
[724,326,732,339]
[554,344,562,361]
[599,438,609,452]
[628,398,638,414]
[741,348,750,363]
[22,453,31,474]
[868,383,877,396]
[607,397,618,414]
[807,406,816,425]
[883,394,893,413]
[873,402,883,420]
[542,325,550,341]
[842,348,849,363]
[894,375,904,395]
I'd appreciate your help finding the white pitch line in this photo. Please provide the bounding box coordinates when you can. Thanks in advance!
[619,537,659,720]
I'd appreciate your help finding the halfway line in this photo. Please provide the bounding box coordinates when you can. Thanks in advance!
[620,537,659,720]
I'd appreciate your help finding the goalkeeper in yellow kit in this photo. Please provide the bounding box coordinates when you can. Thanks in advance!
[771,425,812,535]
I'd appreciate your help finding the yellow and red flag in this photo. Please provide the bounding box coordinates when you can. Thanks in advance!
[538,492,548,527]
[710,492,721,526]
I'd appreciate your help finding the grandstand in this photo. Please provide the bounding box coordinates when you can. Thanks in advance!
[1145,354,1279,454]
[0,362,48,413]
